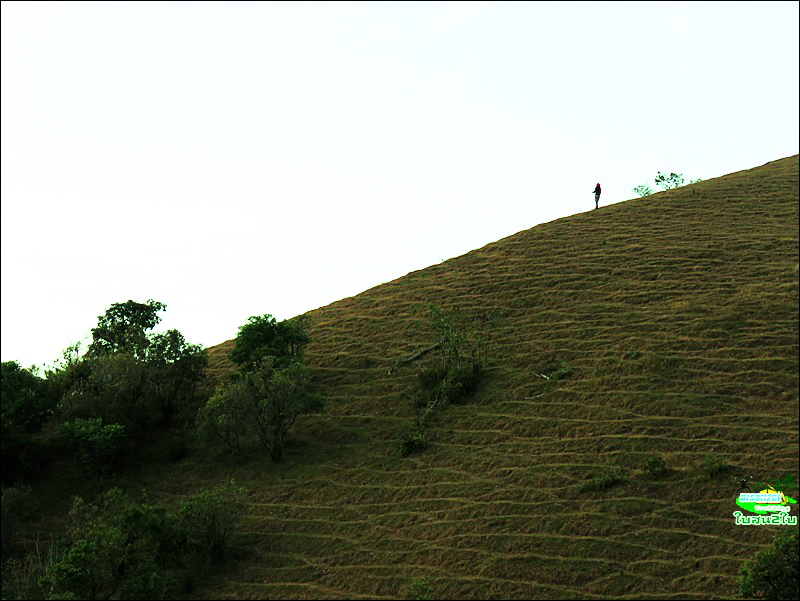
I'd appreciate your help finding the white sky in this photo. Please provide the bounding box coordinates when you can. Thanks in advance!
[2,0,799,370]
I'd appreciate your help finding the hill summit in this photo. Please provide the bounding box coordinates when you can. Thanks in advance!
[200,155,798,599]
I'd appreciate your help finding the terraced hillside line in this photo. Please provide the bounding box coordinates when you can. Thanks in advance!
[191,156,799,599]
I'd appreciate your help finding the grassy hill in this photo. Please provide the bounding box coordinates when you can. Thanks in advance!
[165,156,797,599]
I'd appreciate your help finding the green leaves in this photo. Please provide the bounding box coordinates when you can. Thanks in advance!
[54,300,208,436]
[1,361,54,483]
[739,528,799,600]
[61,418,128,477]
[88,299,166,359]
[174,482,246,566]
[633,171,697,197]
[39,486,246,599]
[654,171,685,190]
[229,314,310,371]
[198,358,322,461]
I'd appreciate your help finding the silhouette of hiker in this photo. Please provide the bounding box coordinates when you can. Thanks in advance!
[593,183,601,209]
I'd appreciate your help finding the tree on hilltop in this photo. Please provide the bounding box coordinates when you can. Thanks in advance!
[633,171,702,197]
[53,299,207,434]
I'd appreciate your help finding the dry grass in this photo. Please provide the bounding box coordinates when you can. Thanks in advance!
[168,156,797,599]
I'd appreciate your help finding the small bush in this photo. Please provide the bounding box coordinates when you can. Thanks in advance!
[415,364,484,410]
[642,455,670,479]
[399,430,429,457]
[580,467,627,493]
[536,358,575,381]
[1,484,40,523]
[174,481,246,567]
[404,577,433,600]
[700,454,731,480]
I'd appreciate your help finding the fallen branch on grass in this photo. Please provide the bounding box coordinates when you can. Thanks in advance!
[388,339,445,375]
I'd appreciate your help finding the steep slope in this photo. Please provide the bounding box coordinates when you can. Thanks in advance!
[192,155,799,599]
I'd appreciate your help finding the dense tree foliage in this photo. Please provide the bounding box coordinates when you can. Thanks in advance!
[61,418,128,478]
[54,300,208,436]
[1,362,54,484]
[198,358,322,461]
[87,299,165,359]
[33,484,245,600]
[739,528,799,600]
[229,314,309,371]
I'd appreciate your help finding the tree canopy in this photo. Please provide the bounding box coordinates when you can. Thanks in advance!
[229,314,309,371]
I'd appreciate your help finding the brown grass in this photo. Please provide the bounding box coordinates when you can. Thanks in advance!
[172,155,796,599]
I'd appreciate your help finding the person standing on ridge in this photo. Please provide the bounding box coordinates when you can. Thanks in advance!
[593,183,601,209]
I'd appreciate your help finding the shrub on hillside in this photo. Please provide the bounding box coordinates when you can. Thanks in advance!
[399,429,429,457]
[1,484,41,561]
[739,528,799,600]
[580,467,627,493]
[633,171,702,197]
[35,484,247,600]
[174,482,246,567]
[535,358,575,381]
[404,578,433,600]
[410,364,484,432]
[642,455,670,479]
[197,358,323,461]
[400,305,496,456]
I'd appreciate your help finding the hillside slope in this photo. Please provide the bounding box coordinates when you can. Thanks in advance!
[190,155,799,599]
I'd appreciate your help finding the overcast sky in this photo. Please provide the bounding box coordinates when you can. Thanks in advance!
[2,0,798,369]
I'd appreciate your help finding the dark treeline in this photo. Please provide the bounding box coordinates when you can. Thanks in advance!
[1,299,320,600]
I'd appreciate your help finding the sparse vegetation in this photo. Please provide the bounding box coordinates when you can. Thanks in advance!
[400,304,494,455]
[633,171,702,196]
